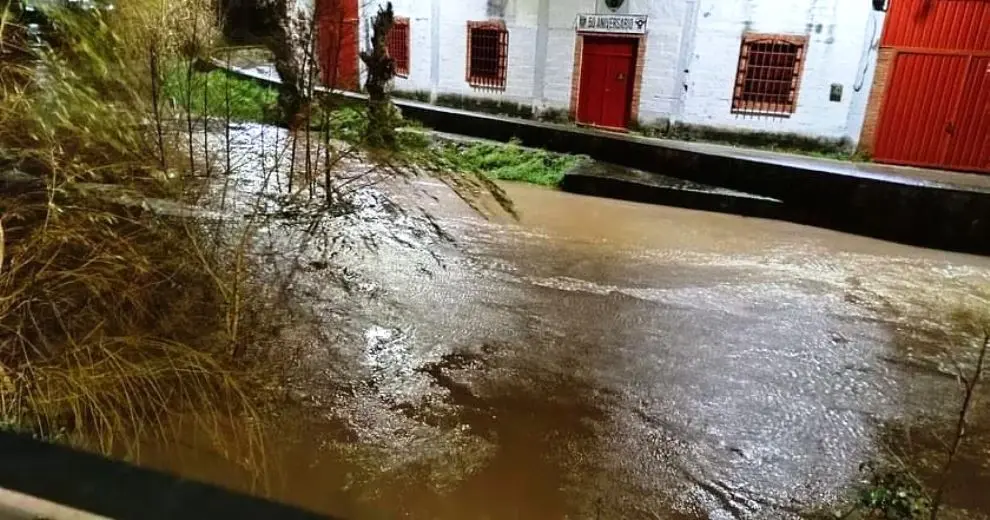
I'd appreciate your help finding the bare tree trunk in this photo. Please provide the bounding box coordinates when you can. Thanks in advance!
[267,0,315,125]
[359,2,397,149]
[220,0,317,125]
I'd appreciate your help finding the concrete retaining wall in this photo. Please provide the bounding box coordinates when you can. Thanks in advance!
[394,100,990,255]
[213,61,990,256]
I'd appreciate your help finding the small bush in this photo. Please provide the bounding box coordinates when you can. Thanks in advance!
[323,105,368,143]
[634,119,855,161]
[434,93,534,120]
[856,463,931,519]
[537,107,571,124]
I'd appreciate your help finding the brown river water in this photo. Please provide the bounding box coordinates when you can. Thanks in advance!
[144,124,990,519]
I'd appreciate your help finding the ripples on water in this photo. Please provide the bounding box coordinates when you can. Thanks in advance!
[161,123,990,519]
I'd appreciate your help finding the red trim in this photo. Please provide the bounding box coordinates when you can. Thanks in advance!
[465,20,508,90]
[387,16,411,77]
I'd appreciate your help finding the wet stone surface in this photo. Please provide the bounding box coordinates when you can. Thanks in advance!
[153,123,990,519]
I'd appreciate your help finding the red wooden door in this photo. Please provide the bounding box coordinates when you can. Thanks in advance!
[873,52,969,169]
[946,56,990,171]
[317,0,359,91]
[577,37,637,129]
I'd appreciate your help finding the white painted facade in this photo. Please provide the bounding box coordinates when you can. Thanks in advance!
[355,0,885,144]
[681,0,885,142]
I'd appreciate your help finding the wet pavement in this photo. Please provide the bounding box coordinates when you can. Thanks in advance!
[153,123,990,519]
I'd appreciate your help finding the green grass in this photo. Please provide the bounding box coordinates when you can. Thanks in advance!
[425,138,585,187]
[162,67,371,141]
[162,65,280,123]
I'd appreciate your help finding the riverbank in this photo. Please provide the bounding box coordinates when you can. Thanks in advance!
[164,66,587,188]
[0,0,299,467]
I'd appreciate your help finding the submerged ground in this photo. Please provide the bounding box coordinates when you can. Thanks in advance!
[139,123,989,519]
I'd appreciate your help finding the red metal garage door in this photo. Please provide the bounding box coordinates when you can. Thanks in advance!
[946,56,990,172]
[872,0,990,173]
[874,52,990,172]
[874,52,967,169]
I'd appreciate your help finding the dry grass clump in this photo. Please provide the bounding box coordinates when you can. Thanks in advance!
[0,196,258,446]
[0,0,276,463]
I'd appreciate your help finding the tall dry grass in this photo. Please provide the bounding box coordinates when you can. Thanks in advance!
[0,0,280,471]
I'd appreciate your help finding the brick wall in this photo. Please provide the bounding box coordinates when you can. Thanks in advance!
[539,0,691,123]
[387,0,435,92]
[568,34,583,119]
[632,0,692,121]
[433,0,538,105]
[857,47,894,155]
[362,0,434,93]
[629,35,647,123]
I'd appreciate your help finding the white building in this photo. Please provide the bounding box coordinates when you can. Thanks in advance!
[336,0,887,145]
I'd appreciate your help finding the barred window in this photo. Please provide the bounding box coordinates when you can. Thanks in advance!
[387,17,410,77]
[466,21,508,89]
[732,34,808,116]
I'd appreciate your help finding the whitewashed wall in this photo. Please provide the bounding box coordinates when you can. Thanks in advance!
[435,0,539,104]
[678,0,882,141]
[625,0,694,120]
[354,0,881,143]
[372,0,434,93]
[538,0,693,121]
[844,8,884,143]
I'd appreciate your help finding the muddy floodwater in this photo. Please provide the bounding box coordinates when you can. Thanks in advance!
[150,125,990,519]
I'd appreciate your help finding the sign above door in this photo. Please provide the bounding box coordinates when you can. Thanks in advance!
[576,14,648,34]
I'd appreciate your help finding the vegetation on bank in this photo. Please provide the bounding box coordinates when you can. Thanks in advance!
[808,315,988,520]
[162,66,280,123]
[0,0,279,460]
[166,65,585,187]
[422,138,583,187]
[0,0,535,461]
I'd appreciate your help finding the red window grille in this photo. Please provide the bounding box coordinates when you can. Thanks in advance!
[387,17,410,77]
[732,34,808,116]
[466,21,508,89]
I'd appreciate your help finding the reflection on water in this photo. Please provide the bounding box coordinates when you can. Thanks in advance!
[148,124,990,519]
